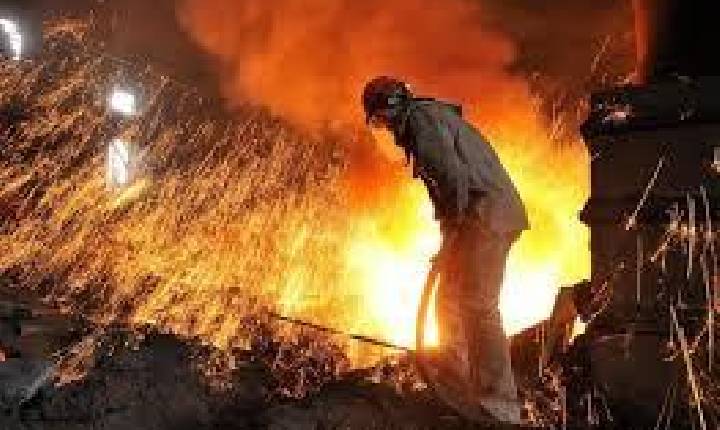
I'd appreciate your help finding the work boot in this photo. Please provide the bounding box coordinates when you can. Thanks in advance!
[419,352,523,428]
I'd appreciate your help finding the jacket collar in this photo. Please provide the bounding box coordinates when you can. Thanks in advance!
[390,97,462,155]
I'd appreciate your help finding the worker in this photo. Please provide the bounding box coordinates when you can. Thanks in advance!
[362,76,529,426]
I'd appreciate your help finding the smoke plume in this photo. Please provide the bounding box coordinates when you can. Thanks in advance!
[177,0,539,131]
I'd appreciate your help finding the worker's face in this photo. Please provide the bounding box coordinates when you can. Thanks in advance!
[367,109,394,130]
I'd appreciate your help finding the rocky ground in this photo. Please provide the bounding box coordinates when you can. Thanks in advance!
[1,292,529,430]
[2,333,511,430]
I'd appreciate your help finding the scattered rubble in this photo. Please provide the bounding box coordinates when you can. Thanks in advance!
[2,292,525,430]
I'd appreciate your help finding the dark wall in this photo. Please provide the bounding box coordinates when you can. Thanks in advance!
[636,0,720,81]
[7,0,221,97]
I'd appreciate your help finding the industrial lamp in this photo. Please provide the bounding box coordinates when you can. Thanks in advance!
[0,18,22,60]
[108,88,138,117]
[107,137,134,188]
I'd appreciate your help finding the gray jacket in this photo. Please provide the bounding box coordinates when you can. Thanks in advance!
[393,98,529,234]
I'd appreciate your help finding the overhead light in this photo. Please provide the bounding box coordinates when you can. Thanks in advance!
[109,89,137,117]
[0,19,18,35]
[0,18,22,60]
[108,138,133,187]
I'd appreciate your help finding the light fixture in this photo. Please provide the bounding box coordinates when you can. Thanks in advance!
[108,138,133,187]
[0,18,22,60]
[109,88,137,117]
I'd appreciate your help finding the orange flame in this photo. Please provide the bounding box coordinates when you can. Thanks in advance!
[178,0,590,342]
[0,10,591,371]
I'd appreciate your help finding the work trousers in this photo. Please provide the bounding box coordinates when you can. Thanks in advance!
[433,219,521,424]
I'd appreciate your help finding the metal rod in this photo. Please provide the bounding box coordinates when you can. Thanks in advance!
[267,312,411,352]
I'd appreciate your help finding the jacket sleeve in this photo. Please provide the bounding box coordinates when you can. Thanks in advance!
[408,107,469,217]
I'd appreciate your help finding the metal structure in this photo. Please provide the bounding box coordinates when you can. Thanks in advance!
[580,0,718,427]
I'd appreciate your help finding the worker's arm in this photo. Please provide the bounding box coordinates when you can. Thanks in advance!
[408,106,469,218]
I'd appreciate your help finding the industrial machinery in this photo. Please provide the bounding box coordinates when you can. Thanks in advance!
[579,0,719,427]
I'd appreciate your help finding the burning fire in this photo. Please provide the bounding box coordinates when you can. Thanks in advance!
[178,0,591,342]
[0,7,590,370]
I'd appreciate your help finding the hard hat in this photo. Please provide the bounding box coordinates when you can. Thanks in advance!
[362,76,411,124]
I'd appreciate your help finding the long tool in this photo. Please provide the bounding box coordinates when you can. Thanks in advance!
[267,312,411,352]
